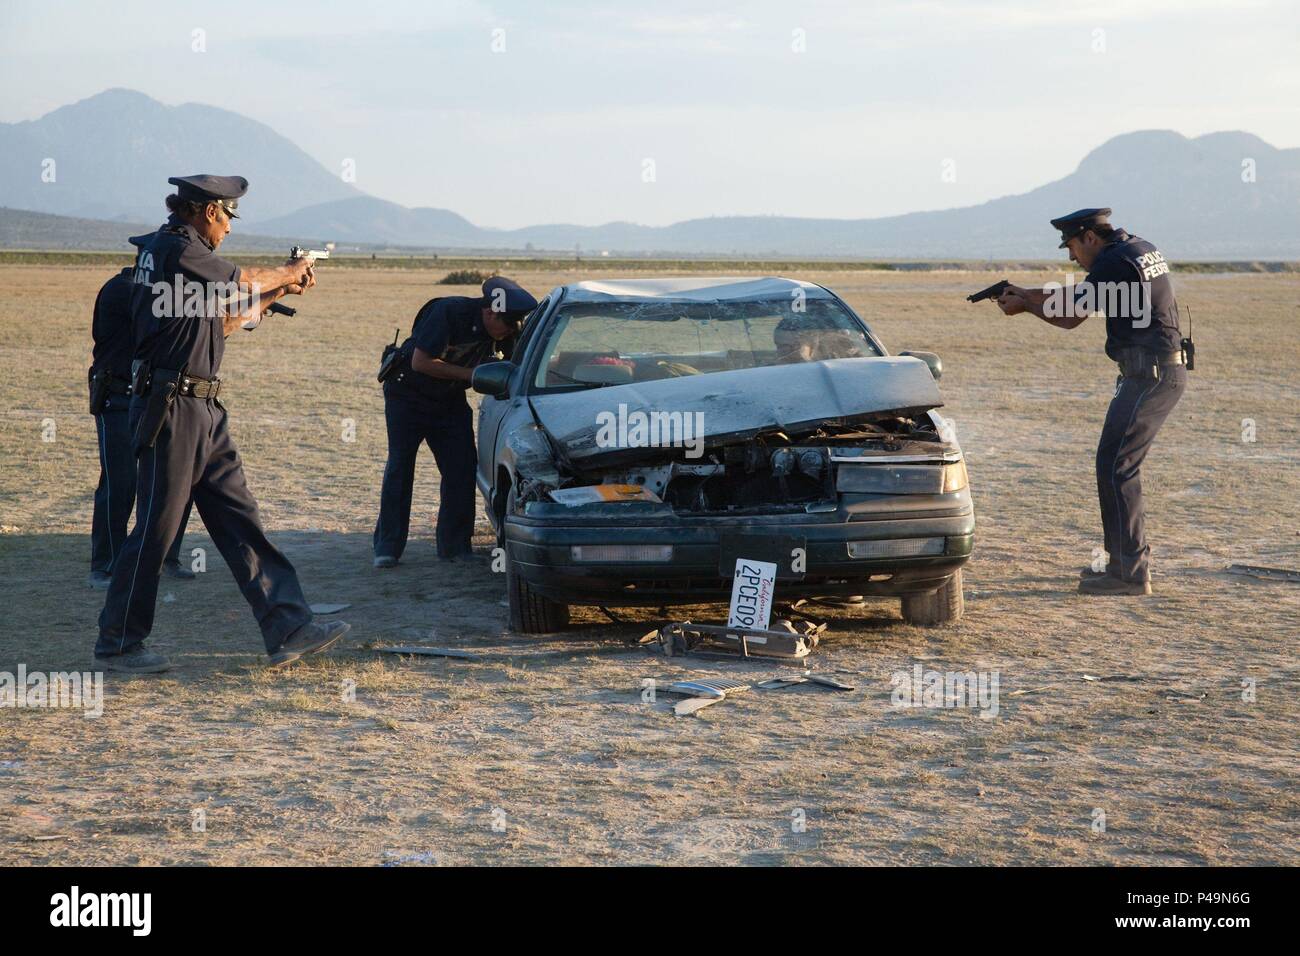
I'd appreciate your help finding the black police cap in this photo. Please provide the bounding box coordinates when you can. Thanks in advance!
[1050,207,1112,248]
[167,174,249,218]
[482,276,538,325]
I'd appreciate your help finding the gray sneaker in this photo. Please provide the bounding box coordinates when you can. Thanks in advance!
[94,646,171,673]
[88,570,113,590]
[1079,567,1114,580]
[163,561,197,580]
[373,555,398,569]
[269,620,350,668]
[1078,575,1152,596]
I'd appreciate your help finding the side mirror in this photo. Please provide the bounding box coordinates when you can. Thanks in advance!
[899,350,942,381]
[471,360,513,399]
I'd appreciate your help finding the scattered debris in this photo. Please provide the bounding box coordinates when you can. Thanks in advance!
[654,618,824,661]
[756,673,855,691]
[310,602,353,614]
[674,697,723,716]
[375,643,642,663]
[665,677,752,717]
[376,645,480,660]
[1225,564,1300,583]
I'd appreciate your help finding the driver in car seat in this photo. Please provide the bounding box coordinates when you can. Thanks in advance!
[774,313,866,363]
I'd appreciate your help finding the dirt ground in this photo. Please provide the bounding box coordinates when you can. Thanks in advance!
[1,262,1297,866]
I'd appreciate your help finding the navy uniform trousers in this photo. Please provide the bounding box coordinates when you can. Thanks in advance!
[91,392,191,574]
[96,393,312,657]
[1096,366,1186,582]
[373,385,477,560]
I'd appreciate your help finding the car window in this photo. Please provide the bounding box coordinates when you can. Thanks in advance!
[512,295,549,360]
[532,297,880,389]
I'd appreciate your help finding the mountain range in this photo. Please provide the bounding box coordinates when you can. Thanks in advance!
[2,89,1297,258]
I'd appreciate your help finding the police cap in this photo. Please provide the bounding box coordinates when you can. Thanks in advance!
[1050,207,1112,248]
[167,174,249,218]
[482,276,539,327]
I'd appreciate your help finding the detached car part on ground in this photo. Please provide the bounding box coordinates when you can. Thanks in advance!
[472,277,974,633]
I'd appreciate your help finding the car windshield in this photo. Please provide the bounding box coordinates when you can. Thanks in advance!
[532,296,881,389]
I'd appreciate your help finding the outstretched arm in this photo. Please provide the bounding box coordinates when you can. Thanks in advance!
[219,273,314,337]
[996,284,1089,329]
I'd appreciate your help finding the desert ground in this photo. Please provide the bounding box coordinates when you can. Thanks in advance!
[0,260,1296,866]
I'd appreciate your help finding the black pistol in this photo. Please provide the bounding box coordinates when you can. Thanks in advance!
[967,279,1011,303]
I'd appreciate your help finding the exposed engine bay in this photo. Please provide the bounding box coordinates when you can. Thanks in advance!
[516,414,963,516]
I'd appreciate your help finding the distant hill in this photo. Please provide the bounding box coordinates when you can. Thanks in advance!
[247,130,1300,259]
[3,89,1297,258]
[0,89,359,223]
[0,206,301,253]
[254,196,482,247]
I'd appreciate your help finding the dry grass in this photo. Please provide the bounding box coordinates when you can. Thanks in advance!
[0,263,1297,865]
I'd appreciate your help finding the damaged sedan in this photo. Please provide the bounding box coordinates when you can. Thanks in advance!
[472,277,974,633]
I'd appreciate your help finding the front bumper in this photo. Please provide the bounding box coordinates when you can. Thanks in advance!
[505,498,975,606]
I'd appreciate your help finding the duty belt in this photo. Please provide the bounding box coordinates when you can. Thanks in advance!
[1116,347,1185,379]
[178,375,222,399]
[106,374,132,395]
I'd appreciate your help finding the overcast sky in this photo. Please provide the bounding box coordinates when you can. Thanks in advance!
[2,0,1296,228]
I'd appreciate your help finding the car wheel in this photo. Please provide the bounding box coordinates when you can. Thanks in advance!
[900,569,964,626]
[500,485,571,634]
[506,556,570,634]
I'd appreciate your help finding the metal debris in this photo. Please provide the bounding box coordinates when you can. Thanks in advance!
[654,618,824,661]
[1225,564,1300,583]
[376,645,480,659]
[756,673,855,692]
[666,677,752,717]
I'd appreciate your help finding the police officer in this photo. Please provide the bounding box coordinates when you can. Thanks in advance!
[88,265,194,589]
[993,208,1187,595]
[95,175,349,672]
[373,276,538,568]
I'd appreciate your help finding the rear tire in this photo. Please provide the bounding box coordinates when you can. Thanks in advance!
[900,569,964,626]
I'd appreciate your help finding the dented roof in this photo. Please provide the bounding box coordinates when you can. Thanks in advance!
[561,276,835,303]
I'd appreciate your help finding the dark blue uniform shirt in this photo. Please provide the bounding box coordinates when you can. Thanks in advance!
[91,267,137,380]
[1077,230,1182,360]
[392,296,514,402]
[129,215,242,379]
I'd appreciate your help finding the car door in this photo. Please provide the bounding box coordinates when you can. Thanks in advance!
[475,296,550,501]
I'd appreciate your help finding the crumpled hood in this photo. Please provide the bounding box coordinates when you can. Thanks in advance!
[529,355,943,467]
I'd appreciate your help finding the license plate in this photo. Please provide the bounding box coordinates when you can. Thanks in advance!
[717,533,806,579]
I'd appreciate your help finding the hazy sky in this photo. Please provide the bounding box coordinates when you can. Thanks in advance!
[3,0,1296,228]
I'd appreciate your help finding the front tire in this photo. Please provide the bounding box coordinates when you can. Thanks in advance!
[506,556,570,634]
[900,569,964,626]
[500,485,570,634]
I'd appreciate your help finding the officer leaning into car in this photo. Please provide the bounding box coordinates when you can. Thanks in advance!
[992,208,1188,596]
[88,264,194,590]
[373,276,538,568]
[95,174,350,673]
